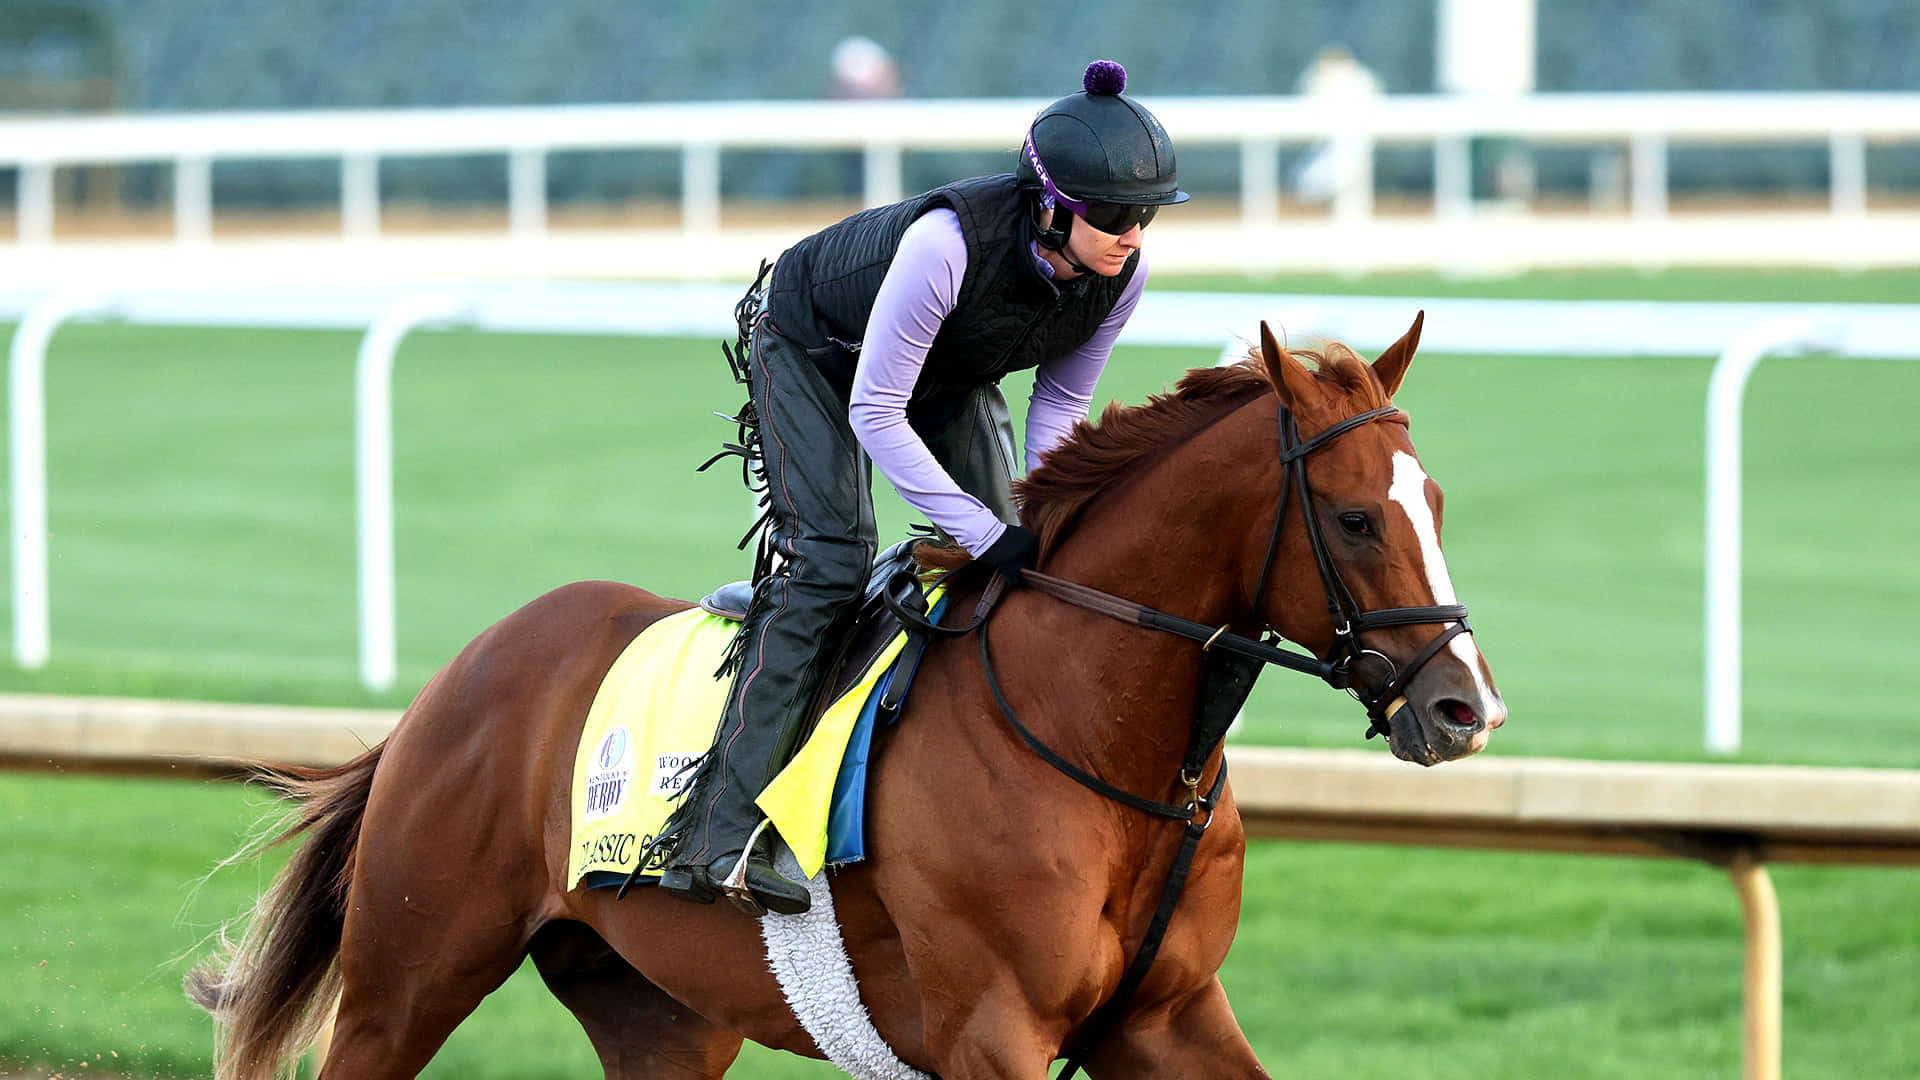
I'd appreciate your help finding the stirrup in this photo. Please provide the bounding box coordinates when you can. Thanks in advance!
[719,819,777,915]
[655,864,718,905]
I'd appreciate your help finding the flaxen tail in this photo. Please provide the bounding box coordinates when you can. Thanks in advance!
[185,744,383,1080]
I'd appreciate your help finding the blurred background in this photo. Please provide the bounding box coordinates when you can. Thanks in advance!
[0,1,1915,1078]
[2,0,1917,279]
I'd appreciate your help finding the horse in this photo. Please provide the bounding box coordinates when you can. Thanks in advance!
[187,316,1506,1079]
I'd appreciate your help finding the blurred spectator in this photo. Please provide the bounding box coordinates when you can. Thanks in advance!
[1291,45,1382,205]
[827,37,903,201]
[830,36,900,100]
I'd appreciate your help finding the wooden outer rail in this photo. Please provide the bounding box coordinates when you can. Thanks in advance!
[7,693,1920,1080]
[1229,748,1920,1080]
[0,692,397,775]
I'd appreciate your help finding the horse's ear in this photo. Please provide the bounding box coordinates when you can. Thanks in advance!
[1260,321,1318,413]
[1371,310,1424,399]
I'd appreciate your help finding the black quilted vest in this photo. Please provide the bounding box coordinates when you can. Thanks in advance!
[764,174,1138,431]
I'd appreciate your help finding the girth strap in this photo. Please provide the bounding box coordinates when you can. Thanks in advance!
[972,581,1250,1080]
[1057,765,1226,1080]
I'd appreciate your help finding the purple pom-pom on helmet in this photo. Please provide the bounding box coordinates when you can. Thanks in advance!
[1083,60,1126,95]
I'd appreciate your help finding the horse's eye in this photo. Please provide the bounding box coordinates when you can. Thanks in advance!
[1338,513,1373,537]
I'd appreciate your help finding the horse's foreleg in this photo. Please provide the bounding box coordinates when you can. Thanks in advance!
[916,992,1066,1080]
[1083,977,1270,1080]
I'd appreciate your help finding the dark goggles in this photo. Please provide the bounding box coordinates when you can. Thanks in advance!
[1075,200,1159,235]
[1022,130,1165,236]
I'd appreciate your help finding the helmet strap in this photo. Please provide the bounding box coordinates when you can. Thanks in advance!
[1031,198,1094,277]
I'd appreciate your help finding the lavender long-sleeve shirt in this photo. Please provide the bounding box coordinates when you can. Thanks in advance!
[847,209,1147,555]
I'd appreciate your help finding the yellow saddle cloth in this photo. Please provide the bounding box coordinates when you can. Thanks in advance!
[566,602,923,890]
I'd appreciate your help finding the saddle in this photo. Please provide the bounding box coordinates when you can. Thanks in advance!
[698,538,941,730]
[569,541,954,892]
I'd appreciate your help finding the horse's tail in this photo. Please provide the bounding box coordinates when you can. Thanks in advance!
[185,742,384,1080]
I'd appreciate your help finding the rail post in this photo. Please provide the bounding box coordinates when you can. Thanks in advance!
[1703,317,1839,754]
[9,291,118,670]
[355,291,472,693]
[1727,848,1781,1080]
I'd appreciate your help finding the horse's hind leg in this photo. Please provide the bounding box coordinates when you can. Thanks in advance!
[314,872,535,1078]
[530,921,744,1079]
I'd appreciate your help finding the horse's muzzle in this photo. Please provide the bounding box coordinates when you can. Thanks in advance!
[1385,694,1498,767]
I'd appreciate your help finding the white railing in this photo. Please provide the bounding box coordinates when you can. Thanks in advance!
[4,93,1917,267]
[1703,319,1840,755]
[3,285,1916,746]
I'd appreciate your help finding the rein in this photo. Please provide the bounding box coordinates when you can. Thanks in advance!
[943,396,1476,1078]
[1019,570,1335,680]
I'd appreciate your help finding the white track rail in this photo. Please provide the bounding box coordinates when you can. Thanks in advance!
[3,285,1917,737]
[5,92,1920,274]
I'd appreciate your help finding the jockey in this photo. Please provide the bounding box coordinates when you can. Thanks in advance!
[656,59,1188,915]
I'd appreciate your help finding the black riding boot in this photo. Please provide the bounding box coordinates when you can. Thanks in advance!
[653,616,817,916]
[657,319,875,916]
[654,785,811,915]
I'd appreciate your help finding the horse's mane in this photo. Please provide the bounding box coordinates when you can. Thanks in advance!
[1012,343,1386,557]
[905,342,1384,572]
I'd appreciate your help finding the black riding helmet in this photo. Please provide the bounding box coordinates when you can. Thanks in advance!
[1018,60,1188,245]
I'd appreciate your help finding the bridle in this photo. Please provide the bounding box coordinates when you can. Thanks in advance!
[891,392,1478,1079]
[1256,400,1473,738]
[1009,396,1473,743]
[890,392,1479,767]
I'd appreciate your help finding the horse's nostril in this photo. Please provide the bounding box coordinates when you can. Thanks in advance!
[1441,699,1478,729]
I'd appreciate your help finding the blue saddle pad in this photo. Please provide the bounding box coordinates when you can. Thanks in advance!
[823,593,945,866]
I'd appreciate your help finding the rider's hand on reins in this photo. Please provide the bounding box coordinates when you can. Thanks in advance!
[977,525,1040,584]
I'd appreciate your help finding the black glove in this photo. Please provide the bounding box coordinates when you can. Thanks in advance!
[977,525,1040,582]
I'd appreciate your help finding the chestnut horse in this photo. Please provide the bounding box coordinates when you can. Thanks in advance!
[188,317,1505,1079]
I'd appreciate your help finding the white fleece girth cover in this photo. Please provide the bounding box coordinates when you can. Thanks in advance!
[760,847,933,1080]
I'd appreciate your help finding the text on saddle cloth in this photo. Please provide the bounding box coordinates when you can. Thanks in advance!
[567,589,946,891]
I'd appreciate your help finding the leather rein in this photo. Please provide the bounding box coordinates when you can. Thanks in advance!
[891,395,1474,1077]
[1017,400,1474,739]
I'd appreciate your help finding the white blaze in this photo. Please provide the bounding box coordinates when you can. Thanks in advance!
[1387,452,1497,704]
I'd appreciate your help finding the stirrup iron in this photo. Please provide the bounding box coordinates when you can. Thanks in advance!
[719,819,776,915]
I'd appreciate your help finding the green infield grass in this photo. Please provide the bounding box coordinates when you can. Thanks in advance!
[3,772,1916,1079]
[2,266,1917,1076]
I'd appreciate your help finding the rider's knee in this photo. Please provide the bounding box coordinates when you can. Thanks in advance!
[784,536,874,601]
